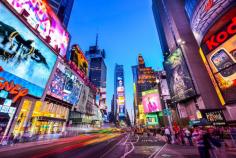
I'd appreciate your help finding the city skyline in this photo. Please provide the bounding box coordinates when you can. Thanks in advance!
[68,0,164,115]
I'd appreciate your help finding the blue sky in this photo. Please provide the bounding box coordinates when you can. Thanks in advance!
[68,0,163,119]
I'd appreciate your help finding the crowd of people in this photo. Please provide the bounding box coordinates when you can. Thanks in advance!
[132,125,236,158]
[162,125,236,158]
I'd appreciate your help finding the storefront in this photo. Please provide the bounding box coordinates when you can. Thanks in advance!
[12,97,70,138]
[0,0,69,142]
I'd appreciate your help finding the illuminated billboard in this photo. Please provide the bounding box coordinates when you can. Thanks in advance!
[4,0,70,57]
[200,7,236,104]
[47,61,83,105]
[146,113,158,126]
[70,45,88,76]
[164,48,196,102]
[116,76,125,117]
[0,4,57,97]
[142,89,162,113]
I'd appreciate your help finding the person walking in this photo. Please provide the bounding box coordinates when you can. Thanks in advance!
[185,128,193,146]
[192,127,210,158]
[165,127,171,144]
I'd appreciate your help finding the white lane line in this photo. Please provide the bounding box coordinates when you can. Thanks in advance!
[121,142,134,158]
[148,143,167,158]
[120,135,139,158]
[100,135,126,158]
[122,134,130,145]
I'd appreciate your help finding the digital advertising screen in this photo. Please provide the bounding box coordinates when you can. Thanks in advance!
[0,4,57,98]
[4,0,70,57]
[164,48,196,102]
[200,109,226,126]
[201,7,236,104]
[70,45,88,76]
[146,113,158,126]
[142,89,162,114]
[116,77,125,117]
[47,62,83,105]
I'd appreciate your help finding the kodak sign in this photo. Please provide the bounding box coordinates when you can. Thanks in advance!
[202,17,236,54]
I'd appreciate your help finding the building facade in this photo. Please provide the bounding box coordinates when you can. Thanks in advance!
[114,64,126,123]
[152,0,236,125]
[132,55,157,126]
[48,0,74,27]
[85,40,107,117]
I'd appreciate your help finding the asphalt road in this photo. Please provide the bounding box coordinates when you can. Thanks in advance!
[0,133,166,158]
[0,133,124,158]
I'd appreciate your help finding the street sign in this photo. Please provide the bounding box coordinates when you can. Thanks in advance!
[163,108,171,116]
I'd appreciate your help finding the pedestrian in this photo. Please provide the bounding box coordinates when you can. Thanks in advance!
[185,128,193,146]
[192,127,210,158]
[164,127,171,144]
[9,133,14,145]
[180,129,185,145]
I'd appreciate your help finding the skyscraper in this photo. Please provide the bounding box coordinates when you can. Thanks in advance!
[86,36,107,112]
[152,0,223,124]
[132,55,157,125]
[48,0,74,27]
[114,64,126,122]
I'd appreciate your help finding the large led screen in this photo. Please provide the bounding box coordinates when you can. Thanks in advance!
[0,4,57,97]
[70,45,88,76]
[142,89,162,114]
[4,0,70,57]
[164,48,196,102]
[116,77,125,117]
[201,8,236,104]
[47,62,83,105]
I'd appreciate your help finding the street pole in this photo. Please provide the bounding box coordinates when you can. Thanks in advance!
[163,99,173,132]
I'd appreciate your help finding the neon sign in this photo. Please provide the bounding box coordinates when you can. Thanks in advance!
[0,66,28,103]
[203,17,236,53]
[4,0,70,57]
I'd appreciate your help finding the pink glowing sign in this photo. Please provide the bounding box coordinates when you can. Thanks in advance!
[142,89,162,113]
[4,0,70,57]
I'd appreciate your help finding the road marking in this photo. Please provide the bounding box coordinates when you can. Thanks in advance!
[148,143,167,158]
[100,134,126,158]
[122,134,130,145]
[120,135,139,158]
[121,142,134,158]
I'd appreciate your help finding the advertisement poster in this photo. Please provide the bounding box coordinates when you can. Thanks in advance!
[142,89,162,113]
[116,77,125,117]
[201,8,236,104]
[0,4,57,97]
[200,109,226,125]
[47,62,83,105]
[164,48,196,102]
[146,113,158,126]
[70,45,88,76]
[4,0,70,57]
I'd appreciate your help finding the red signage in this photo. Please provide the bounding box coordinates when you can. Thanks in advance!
[0,67,28,102]
[203,17,236,53]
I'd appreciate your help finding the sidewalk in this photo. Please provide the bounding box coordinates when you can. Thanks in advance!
[154,134,236,158]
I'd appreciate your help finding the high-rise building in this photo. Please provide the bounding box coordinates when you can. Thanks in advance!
[48,0,74,27]
[86,37,107,113]
[132,55,157,125]
[114,64,126,122]
[152,0,233,124]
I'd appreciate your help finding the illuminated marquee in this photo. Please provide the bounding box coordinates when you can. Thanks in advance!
[203,17,236,53]
[200,7,236,104]
[4,0,70,57]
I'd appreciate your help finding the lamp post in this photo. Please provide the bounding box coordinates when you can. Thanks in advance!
[156,73,174,143]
